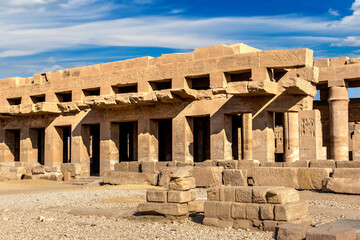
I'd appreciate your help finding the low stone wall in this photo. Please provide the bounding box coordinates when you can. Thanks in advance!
[203,186,311,231]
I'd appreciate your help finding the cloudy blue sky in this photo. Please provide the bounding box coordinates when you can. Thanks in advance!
[1,0,360,79]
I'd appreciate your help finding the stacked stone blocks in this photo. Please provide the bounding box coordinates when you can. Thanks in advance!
[204,186,310,231]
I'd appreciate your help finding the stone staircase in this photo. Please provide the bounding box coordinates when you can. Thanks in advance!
[70,176,103,186]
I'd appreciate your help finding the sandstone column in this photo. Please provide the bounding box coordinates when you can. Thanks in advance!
[20,128,36,163]
[242,113,253,160]
[138,118,158,162]
[328,86,349,161]
[99,121,118,175]
[45,125,63,169]
[284,112,300,162]
[252,111,275,162]
[210,113,232,160]
[172,115,193,163]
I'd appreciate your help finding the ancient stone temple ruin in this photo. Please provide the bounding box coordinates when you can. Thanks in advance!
[0,43,358,180]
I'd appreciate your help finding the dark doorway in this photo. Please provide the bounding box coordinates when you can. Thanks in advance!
[36,128,45,165]
[119,122,137,162]
[5,130,20,162]
[62,126,71,164]
[232,115,243,160]
[193,117,210,162]
[90,124,100,176]
[158,119,172,161]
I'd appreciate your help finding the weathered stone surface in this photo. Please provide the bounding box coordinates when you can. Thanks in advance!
[61,163,81,177]
[332,168,360,178]
[223,169,247,186]
[266,188,300,204]
[245,204,260,220]
[310,160,336,168]
[167,189,196,203]
[231,202,246,219]
[169,177,196,191]
[306,227,357,240]
[336,161,360,168]
[233,219,254,230]
[276,223,314,240]
[252,186,283,204]
[158,167,174,188]
[235,187,253,203]
[283,160,310,168]
[137,202,188,216]
[32,166,45,175]
[147,189,167,203]
[322,177,360,194]
[170,166,193,178]
[188,200,205,213]
[203,217,233,228]
[103,171,158,185]
[260,204,274,220]
[215,160,238,169]
[274,202,308,221]
[193,167,223,187]
[207,187,220,201]
[238,160,260,168]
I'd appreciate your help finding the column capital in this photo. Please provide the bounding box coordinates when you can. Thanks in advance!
[328,86,349,102]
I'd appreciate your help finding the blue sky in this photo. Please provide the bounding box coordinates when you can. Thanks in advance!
[1,0,360,81]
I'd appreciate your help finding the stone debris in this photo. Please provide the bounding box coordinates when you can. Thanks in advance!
[203,186,310,231]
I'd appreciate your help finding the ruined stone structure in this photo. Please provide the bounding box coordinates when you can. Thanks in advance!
[0,43,357,178]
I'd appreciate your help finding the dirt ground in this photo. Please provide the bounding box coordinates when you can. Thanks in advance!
[0,180,359,239]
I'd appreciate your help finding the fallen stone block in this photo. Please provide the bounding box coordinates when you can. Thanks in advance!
[252,186,283,204]
[215,160,238,169]
[167,189,196,203]
[137,202,188,216]
[274,202,308,221]
[170,166,193,178]
[103,171,158,185]
[169,177,196,191]
[336,161,360,168]
[203,217,233,228]
[275,223,314,240]
[193,167,223,187]
[223,169,247,186]
[158,167,175,188]
[32,166,45,175]
[61,163,81,177]
[266,188,300,204]
[310,160,336,169]
[306,226,356,240]
[322,177,360,194]
[147,189,167,203]
[296,168,333,190]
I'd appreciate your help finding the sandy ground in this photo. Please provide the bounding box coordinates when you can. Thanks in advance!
[0,180,359,239]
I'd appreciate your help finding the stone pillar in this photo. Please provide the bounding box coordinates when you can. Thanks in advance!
[210,113,232,160]
[71,123,90,176]
[253,111,275,162]
[353,124,360,161]
[242,113,253,160]
[20,128,36,163]
[328,86,349,161]
[0,128,10,162]
[138,118,158,162]
[284,112,300,162]
[173,115,193,163]
[99,122,118,175]
[45,125,62,169]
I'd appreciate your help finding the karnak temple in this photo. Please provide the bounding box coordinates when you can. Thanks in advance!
[2,43,360,237]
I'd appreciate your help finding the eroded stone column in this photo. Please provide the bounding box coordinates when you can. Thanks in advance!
[20,128,36,163]
[99,122,118,175]
[172,115,193,163]
[138,118,158,162]
[328,86,349,161]
[242,113,253,160]
[45,125,62,169]
[210,113,232,160]
[284,112,300,162]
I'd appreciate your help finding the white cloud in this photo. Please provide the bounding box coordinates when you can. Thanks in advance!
[170,9,185,14]
[328,8,339,16]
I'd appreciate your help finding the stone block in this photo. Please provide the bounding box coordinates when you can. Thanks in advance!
[237,160,260,169]
[32,166,45,175]
[220,187,236,202]
[158,167,174,188]
[235,187,253,203]
[231,202,246,219]
[204,201,217,218]
[306,227,356,240]
[274,201,308,221]
[248,167,298,188]
[128,162,141,172]
[63,172,72,181]
[233,219,256,230]
[296,168,332,190]
[61,163,81,177]
[332,168,360,178]
[49,173,63,181]
[114,162,128,172]
[176,162,193,167]
[260,162,283,167]
[276,223,314,240]
[223,169,247,186]
[103,171,158,185]
[203,217,233,228]
[283,160,310,168]
[207,187,220,201]
[193,160,215,167]
[336,162,360,168]
[266,188,300,204]
[215,160,238,169]
[322,177,360,194]
[310,160,336,169]
[260,204,274,220]
[263,220,279,231]
[147,189,167,203]
[169,177,196,191]
[193,167,223,187]
[217,202,232,220]
[168,189,196,203]
[188,200,205,213]
[170,166,193,178]
[245,204,260,220]
[137,202,188,216]
[252,186,283,204]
